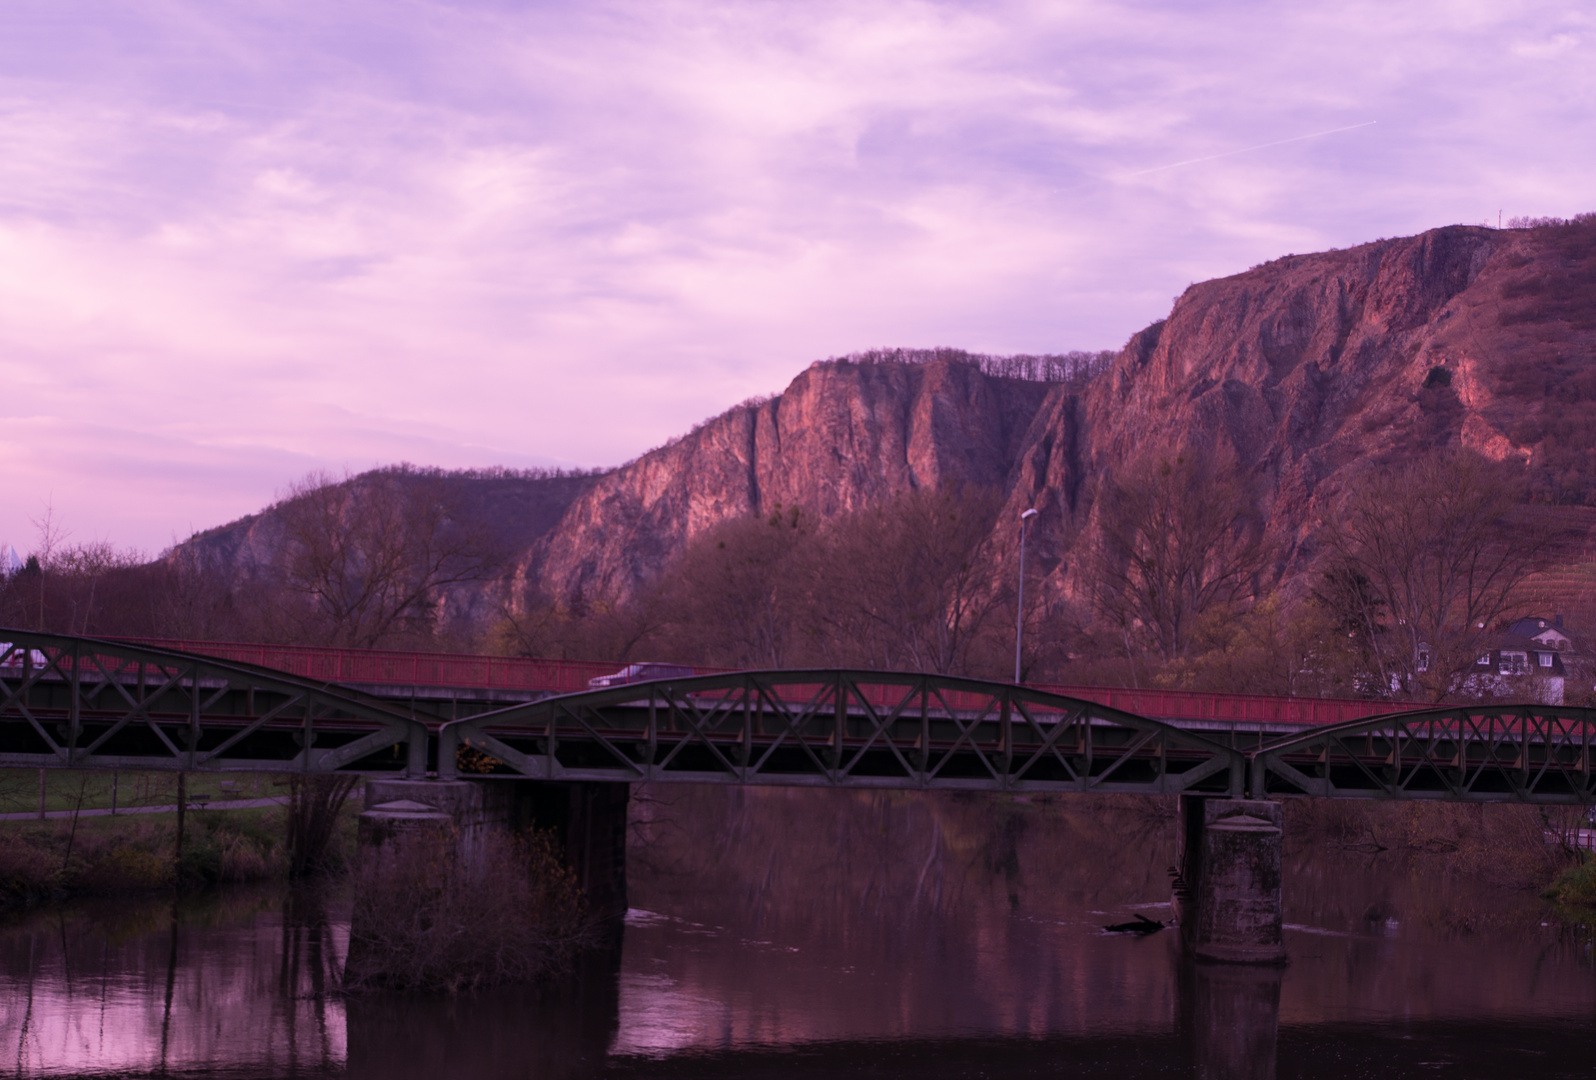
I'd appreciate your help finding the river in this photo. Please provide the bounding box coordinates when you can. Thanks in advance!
[2,787,1594,1078]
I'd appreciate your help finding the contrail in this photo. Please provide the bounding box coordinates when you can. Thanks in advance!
[1121,121,1378,179]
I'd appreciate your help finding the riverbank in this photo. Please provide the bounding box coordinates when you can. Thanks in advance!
[0,767,279,816]
[0,808,284,899]
[0,772,366,902]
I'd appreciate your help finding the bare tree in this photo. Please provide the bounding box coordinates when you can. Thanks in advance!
[663,507,810,668]
[139,547,249,641]
[814,486,1008,675]
[275,469,505,648]
[50,541,141,635]
[1317,449,1548,701]
[1090,448,1264,665]
[25,503,70,630]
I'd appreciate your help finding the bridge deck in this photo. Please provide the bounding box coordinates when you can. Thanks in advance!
[3,633,1592,802]
[114,636,1428,730]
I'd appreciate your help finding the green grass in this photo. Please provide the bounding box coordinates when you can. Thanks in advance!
[0,785,369,899]
[0,768,290,816]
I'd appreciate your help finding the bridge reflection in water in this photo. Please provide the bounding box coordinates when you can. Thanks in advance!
[3,798,1594,1080]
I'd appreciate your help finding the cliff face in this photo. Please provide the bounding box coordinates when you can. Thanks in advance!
[533,359,1054,603]
[179,218,1596,623]
[1006,222,1596,594]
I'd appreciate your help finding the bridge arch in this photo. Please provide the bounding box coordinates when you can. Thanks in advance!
[439,669,1247,796]
[1248,702,1596,803]
[0,630,429,775]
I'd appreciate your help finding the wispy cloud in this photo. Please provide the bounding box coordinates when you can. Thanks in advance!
[0,0,1592,549]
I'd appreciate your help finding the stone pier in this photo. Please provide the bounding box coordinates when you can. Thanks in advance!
[359,779,631,922]
[1175,796,1285,965]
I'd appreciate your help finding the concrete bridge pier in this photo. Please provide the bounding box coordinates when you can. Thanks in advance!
[1174,796,1286,965]
[359,779,631,922]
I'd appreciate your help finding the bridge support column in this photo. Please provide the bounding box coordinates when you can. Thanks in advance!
[515,781,631,926]
[359,779,630,923]
[1175,796,1285,965]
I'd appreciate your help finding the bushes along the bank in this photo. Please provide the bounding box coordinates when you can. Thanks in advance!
[343,827,590,994]
[0,811,286,901]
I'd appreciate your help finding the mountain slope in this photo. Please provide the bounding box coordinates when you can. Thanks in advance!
[175,217,1596,630]
[1005,220,1596,597]
[532,358,1056,604]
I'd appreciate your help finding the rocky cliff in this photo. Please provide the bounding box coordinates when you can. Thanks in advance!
[533,219,1596,608]
[532,359,1054,603]
[1004,220,1596,597]
[179,216,1596,623]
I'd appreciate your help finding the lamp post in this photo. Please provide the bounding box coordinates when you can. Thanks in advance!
[1015,507,1038,683]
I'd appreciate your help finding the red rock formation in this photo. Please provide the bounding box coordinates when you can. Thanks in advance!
[181,217,1596,624]
[1005,221,1596,599]
[533,358,1052,604]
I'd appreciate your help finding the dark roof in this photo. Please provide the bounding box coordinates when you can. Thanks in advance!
[1509,616,1570,638]
[1490,631,1556,651]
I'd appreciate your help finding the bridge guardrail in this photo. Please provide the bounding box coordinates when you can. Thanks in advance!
[120,638,1428,728]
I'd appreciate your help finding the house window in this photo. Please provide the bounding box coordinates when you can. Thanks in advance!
[1540,652,1554,668]
[1478,653,1492,666]
[1500,652,1528,675]
[1417,650,1430,672]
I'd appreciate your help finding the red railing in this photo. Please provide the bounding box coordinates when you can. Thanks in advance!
[119,638,1418,727]
[123,639,621,696]
[1033,684,1432,728]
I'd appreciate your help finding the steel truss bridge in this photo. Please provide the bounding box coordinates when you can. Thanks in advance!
[4,631,1596,803]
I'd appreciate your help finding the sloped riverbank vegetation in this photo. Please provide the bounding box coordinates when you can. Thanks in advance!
[0,809,285,901]
[0,769,364,903]
[1544,858,1596,908]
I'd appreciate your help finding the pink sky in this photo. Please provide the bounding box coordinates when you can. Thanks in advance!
[1,0,1591,555]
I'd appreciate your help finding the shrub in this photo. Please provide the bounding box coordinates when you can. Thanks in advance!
[287,775,361,877]
[1547,858,1596,907]
[0,831,61,899]
[217,834,278,881]
[343,827,591,994]
[72,845,173,892]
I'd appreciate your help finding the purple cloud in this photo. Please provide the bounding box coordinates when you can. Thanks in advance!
[0,0,1591,551]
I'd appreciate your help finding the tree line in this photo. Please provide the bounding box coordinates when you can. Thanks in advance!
[1,447,1572,704]
[0,468,504,649]
[834,347,1115,388]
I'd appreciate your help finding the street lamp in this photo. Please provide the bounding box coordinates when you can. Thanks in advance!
[1015,507,1039,683]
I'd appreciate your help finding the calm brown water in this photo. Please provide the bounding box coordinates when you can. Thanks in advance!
[2,789,1595,1078]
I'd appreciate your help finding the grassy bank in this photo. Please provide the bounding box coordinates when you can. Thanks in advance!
[0,767,279,816]
[0,776,366,902]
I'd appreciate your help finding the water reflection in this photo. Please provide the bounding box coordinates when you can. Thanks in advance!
[1180,961,1281,1080]
[0,788,1593,1078]
[344,950,619,1080]
[0,886,346,1077]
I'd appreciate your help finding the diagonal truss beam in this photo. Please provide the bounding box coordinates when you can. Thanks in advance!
[0,630,428,776]
[437,669,1245,796]
[1249,703,1596,803]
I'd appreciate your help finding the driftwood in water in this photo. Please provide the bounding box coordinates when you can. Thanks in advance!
[1103,913,1164,934]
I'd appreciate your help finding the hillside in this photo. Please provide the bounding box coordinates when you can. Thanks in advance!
[1010,218,1596,599]
[173,216,1596,634]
